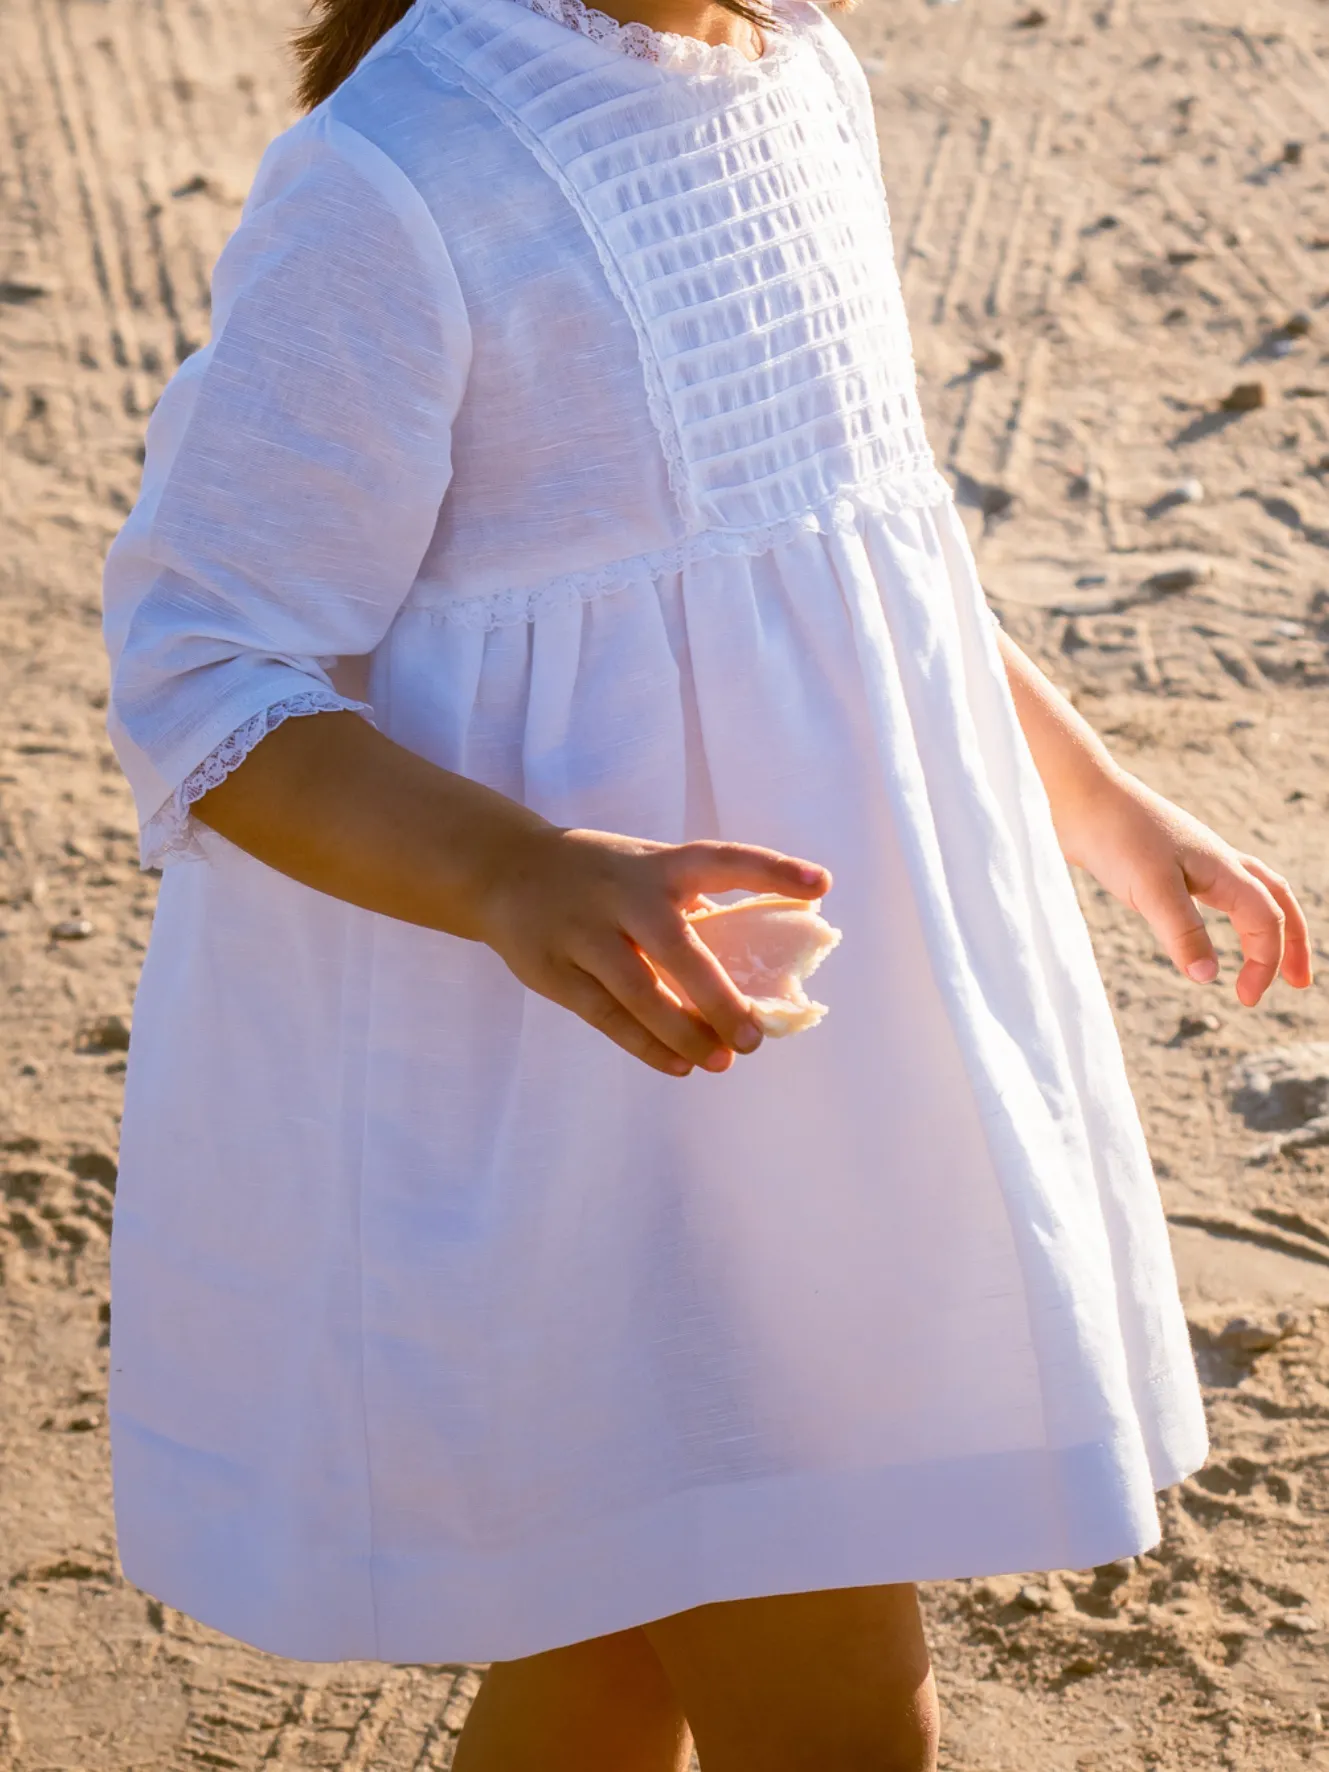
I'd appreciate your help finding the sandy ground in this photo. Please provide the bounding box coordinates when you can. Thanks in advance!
[2,0,1328,1766]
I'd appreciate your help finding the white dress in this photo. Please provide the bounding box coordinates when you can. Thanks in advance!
[102,0,1207,1664]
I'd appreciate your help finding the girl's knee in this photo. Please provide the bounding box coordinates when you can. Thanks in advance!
[819,1670,940,1772]
[883,1673,941,1772]
[645,1585,939,1772]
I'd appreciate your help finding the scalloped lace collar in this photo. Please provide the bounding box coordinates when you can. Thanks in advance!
[508,0,793,73]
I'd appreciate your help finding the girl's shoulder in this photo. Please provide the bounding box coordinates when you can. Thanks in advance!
[216,100,469,349]
[238,109,439,254]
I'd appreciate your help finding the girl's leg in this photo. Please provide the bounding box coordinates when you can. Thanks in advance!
[643,1584,939,1772]
[451,1625,693,1772]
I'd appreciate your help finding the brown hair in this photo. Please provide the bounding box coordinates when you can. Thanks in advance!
[293,0,854,111]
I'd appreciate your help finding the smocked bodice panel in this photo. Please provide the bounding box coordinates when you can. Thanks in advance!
[408,0,944,541]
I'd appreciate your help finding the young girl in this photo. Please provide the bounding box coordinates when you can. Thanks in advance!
[102,0,1312,1765]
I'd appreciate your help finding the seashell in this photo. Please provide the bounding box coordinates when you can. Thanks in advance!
[686,894,842,1037]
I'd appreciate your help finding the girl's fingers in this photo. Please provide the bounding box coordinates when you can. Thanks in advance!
[636,915,764,1054]
[1238,854,1314,990]
[1189,855,1286,1007]
[1132,863,1220,984]
[558,966,698,1077]
[666,841,831,902]
[584,937,728,1069]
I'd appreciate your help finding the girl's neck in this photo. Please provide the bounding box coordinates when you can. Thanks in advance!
[577,1,767,58]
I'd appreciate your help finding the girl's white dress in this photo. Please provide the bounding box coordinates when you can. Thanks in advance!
[103,0,1207,1663]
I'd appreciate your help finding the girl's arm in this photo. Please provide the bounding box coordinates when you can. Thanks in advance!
[191,710,830,1077]
[996,627,1313,1005]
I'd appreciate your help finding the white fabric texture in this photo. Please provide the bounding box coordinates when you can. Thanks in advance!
[103,0,1207,1665]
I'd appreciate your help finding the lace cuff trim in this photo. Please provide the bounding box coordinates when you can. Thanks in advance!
[509,0,788,74]
[407,464,955,631]
[140,690,373,868]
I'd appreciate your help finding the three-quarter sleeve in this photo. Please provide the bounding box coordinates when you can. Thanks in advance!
[103,110,471,865]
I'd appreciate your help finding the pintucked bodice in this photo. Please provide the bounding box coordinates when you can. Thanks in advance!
[390,0,948,605]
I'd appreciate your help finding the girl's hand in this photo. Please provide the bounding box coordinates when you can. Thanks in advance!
[476,827,832,1077]
[1059,772,1313,1006]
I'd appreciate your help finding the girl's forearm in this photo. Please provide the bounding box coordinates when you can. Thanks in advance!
[187,707,831,1073]
[190,711,551,940]
[199,638,1116,938]
[995,627,1129,861]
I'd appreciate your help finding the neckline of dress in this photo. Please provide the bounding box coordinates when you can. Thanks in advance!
[505,0,798,75]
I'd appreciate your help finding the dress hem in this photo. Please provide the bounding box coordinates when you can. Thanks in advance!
[113,1416,1206,1665]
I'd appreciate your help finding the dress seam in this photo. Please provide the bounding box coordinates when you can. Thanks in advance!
[409,27,702,528]
[400,470,953,629]
[798,8,886,194]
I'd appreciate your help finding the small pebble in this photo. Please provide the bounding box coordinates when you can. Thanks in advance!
[50,917,94,941]
[1075,572,1108,588]
[1061,1655,1099,1680]
[1174,477,1205,503]
[69,1150,118,1192]
[972,346,1006,372]
[1175,1011,1221,1040]
[1283,141,1304,166]
[82,1013,131,1053]
[1220,381,1267,412]
[1141,564,1206,596]
[1214,1314,1300,1355]
[1015,7,1049,26]
[1271,1610,1320,1635]
[1017,1583,1055,1611]
[1285,311,1313,338]
[1093,1557,1136,1585]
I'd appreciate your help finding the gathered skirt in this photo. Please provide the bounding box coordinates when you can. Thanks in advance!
[109,493,1207,1663]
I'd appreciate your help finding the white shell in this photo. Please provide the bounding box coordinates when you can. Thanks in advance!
[686,894,842,1037]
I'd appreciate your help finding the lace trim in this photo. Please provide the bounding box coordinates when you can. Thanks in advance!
[140,690,373,868]
[801,8,890,200]
[404,465,954,631]
[508,0,789,73]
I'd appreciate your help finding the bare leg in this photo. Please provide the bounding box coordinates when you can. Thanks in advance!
[643,1584,939,1772]
[451,1625,693,1772]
